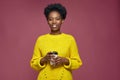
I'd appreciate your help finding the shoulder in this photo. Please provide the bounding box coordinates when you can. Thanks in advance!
[63,33,75,40]
[36,34,49,41]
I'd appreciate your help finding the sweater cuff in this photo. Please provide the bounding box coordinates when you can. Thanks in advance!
[38,57,46,68]
[63,57,71,69]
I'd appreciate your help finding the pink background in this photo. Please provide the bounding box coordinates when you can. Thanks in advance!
[0,0,119,80]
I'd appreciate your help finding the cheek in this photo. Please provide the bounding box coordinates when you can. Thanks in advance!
[48,21,52,25]
[57,21,62,25]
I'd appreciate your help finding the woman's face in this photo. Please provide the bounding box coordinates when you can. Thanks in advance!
[47,11,64,33]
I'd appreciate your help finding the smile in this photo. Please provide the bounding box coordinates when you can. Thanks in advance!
[52,25,57,28]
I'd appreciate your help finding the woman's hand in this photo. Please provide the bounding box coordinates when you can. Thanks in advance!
[54,56,69,67]
[40,52,54,65]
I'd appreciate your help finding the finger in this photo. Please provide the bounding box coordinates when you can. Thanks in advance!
[55,61,62,66]
[55,59,63,65]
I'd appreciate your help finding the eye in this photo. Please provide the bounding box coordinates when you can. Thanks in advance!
[56,17,62,21]
[48,18,52,21]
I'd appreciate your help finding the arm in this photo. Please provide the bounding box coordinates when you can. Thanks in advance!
[64,36,82,70]
[30,38,46,71]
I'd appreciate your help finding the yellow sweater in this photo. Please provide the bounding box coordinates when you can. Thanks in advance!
[30,33,82,80]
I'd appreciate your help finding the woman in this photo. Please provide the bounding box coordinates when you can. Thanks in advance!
[30,3,82,80]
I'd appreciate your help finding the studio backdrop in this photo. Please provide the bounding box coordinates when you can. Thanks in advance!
[0,0,119,80]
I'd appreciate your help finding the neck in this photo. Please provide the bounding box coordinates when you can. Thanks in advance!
[50,31,62,35]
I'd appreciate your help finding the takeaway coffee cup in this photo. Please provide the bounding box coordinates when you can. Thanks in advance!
[49,51,58,66]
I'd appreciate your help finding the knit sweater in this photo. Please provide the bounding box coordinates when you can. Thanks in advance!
[30,33,82,80]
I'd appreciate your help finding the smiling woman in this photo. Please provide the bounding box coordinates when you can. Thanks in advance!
[47,11,64,34]
[44,3,66,35]
[30,3,82,80]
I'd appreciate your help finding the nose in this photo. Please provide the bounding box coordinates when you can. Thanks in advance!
[52,19,56,24]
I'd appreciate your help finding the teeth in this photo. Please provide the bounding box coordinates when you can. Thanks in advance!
[53,25,57,27]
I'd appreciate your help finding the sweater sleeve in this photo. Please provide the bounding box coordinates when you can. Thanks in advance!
[30,38,46,71]
[64,36,82,70]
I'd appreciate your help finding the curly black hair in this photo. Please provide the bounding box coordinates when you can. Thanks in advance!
[44,3,67,20]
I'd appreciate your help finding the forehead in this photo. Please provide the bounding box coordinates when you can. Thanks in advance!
[48,11,61,18]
